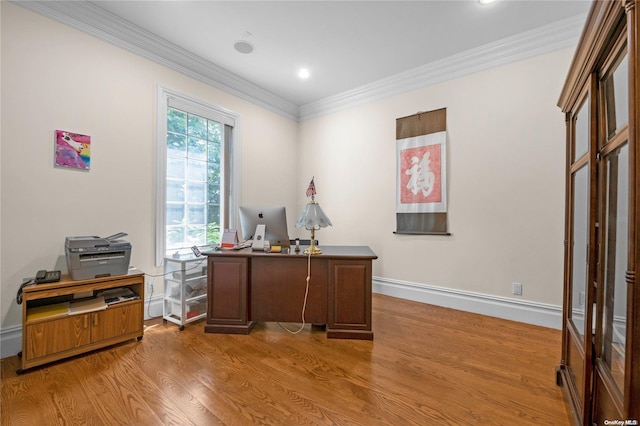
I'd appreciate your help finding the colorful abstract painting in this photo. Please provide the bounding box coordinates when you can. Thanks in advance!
[55,130,90,170]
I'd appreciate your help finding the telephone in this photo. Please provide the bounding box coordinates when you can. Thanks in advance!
[16,270,61,304]
[35,270,61,284]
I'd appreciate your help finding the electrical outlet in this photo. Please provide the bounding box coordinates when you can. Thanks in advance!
[148,282,154,293]
[512,282,523,296]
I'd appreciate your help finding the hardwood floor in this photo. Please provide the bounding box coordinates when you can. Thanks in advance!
[1,294,571,425]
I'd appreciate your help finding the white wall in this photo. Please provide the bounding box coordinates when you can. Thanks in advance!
[0,3,298,334]
[1,2,573,358]
[298,48,570,308]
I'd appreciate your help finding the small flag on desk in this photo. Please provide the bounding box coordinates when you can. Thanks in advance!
[306,177,316,197]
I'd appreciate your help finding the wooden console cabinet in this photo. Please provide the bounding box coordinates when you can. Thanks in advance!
[18,270,145,374]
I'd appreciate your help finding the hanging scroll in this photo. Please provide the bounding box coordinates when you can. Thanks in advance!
[395,108,449,235]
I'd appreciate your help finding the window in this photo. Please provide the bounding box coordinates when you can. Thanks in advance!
[156,86,239,265]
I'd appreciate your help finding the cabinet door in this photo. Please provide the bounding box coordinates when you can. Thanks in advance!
[91,303,142,342]
[563,88,597,425]
[327,259,373,339]
[25,314,91,361]
[206,257,250,326]
[593,44,630,425]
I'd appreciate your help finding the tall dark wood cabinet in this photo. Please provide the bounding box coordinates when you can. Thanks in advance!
[557,1,640,424]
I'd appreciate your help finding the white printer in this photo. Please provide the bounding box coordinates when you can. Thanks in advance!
[65,232,132,280]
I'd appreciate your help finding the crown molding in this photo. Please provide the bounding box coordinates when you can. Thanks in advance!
[12,1,586,123]
[298,14,587,121]
[11,0,300,121]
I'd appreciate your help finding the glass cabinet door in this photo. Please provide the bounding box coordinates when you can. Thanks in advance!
[565,94,593,416]
[570,96,591,342]
[598,49,629,399]
[571,164,589,340]
[569,98,591,341]
[600,143,628,395]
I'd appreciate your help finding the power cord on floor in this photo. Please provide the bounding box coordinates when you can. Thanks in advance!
[146,275,156,319]
[278,251,311,335]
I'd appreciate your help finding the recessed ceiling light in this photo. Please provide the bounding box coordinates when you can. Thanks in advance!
[298,68,310,80]
[234,40,254,54]
[478,0,497,4]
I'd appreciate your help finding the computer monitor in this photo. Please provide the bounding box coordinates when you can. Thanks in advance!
[238,205,290,248]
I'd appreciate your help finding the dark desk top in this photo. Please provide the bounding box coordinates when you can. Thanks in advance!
[204,245,378,260]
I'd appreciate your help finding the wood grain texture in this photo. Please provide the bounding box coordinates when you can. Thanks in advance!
[1,294,571,425]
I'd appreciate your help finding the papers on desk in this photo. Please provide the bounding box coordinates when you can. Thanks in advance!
[217,241,251,250]
[26,288,140,322]
[68,296,107,315]
[26,303,70,321]
[96,287,140,305]
[26,296,109,321]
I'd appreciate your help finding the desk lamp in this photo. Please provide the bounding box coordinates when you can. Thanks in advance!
[295,177,332,254]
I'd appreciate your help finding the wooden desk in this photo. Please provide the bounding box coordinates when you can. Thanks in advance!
[204,246,377,339]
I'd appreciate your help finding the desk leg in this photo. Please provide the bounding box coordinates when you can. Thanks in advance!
[327,260,374,340]
[205,257,255,335]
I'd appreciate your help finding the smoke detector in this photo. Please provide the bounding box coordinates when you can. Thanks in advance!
[234,40,254,54]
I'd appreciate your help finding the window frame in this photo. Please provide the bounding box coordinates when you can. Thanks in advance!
[156,86,241,266]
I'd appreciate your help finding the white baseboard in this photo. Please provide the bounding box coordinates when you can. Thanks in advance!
[0,296,164,360]
[373,276,562,330]
[143,294,165,323]
[0,325,22,361]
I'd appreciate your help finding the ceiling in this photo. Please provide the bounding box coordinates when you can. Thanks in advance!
[15,0,592,118]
